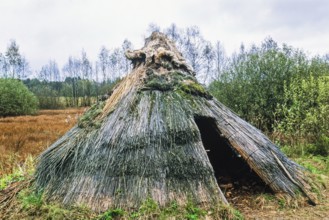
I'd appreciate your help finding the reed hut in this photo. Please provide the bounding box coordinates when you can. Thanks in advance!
[35,32,315,212]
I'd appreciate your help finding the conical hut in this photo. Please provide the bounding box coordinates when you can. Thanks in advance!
[35,32,315,212]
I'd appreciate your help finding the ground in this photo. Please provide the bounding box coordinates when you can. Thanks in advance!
[0,109,328,219]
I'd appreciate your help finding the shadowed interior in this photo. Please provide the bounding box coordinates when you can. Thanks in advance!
[194,116,271,193]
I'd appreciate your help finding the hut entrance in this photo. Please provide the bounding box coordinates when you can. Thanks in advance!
[194,116,272,200]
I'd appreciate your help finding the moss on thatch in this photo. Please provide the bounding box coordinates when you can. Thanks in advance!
[78,101,105,129]
[34,32,317,212]
[141,69,212,100]
[178,79,212,99]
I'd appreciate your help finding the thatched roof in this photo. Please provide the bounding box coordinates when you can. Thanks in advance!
[35,32,315,212]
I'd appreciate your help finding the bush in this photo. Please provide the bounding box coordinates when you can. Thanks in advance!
[209,39,310,132]
[274,74,329,156]
[306,135,329,156]
[0,78,39,116]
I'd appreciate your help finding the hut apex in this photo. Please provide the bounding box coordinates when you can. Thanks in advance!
[35,32,316,212]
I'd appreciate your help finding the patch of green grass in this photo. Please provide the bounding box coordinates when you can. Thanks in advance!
[185,200,207,219]
[97,208,125,220]
[161,201,179,216]
[96,198,243,220]
[294,155,329,175]
[11,187,96,219]
[278,198,286,210]
[0,155,34,190]
[4,189,245,220]
[0,172,24,190]
[139,197,160,214]
[19,189,43,209]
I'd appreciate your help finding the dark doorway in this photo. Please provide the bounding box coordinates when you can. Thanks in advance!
[194,116,272,199]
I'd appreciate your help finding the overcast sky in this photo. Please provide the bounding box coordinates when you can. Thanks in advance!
[1,0,328,72]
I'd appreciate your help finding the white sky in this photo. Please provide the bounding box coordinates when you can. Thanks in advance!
[1,0,329,72]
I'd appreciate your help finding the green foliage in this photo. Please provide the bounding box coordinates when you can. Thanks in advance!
[139,197,160,214]
[209,38,329,157]
[0,78,39,116]
[293,155,329,175]
[209,39,312,132]
[98,208,125,220]
[278,198,286,210]
[19,189,43,209]
[310,135,329,156]
[161,201,179,216]
[185,200,207,219]
[275,74,329,156]
[0,171,25,190]
[0,155,34,190]
[15,187,95,219]
[95,198,243,220]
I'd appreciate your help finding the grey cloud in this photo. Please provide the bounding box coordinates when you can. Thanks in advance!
[215,0,329,32]
[268,0,329,30]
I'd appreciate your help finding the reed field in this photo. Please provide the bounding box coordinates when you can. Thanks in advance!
[0,108,85,176]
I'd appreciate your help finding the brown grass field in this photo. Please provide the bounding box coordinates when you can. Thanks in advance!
[0,108,85,176]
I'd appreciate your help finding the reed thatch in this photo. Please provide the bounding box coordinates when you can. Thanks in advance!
[35,32,315,212]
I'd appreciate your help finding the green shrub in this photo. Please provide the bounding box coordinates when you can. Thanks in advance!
[275,75,329,156]
[308,135,329,156]
[0,78,39,116]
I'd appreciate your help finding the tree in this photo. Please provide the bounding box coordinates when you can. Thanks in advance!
[164,23,181,42]
[213,41,226,80]
[98,46,109,83]
[146,23,160,35]
[63,57,81,106]
[0,53,9,78]
[181,26,207,78]
[80,50,93,106]
[0,78,38,116]
[18,57,30,79]
[5,40,23,79]
[121,39,133,74]
[39,60,60,82]
[201,42,215,84]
